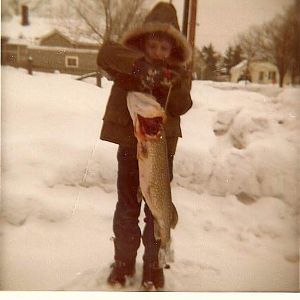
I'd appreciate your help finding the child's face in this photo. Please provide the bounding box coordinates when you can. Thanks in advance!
[144,37,172,62]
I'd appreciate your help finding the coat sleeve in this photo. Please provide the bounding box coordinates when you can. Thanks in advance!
[166,75,193,116]
[97,41,144,78]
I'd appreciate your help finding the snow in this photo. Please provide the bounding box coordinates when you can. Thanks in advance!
[2,15,55,44]
[1,15,99,45]
[29,45,98,54]
[1,66,299,293]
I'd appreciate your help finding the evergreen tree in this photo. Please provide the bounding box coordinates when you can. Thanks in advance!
[223,45,244,75]
[201,43,218,80]
[223,46,234,74]
[193,47,205,79]
[223,45,243,75]
[232,45,243,66]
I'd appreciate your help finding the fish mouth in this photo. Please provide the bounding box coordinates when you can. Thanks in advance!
[137,114,163,139]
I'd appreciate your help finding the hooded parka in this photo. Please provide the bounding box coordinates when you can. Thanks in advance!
[97,2,193,155]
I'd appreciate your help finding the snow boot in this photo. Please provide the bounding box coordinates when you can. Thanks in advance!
[107,260,135,286]
[141,261,164,290]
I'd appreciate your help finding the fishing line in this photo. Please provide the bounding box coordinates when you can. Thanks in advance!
[70,79,172,217]
[71,137,99,217]
[164,84,173,111]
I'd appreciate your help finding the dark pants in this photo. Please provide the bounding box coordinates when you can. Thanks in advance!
[113,144,174,265]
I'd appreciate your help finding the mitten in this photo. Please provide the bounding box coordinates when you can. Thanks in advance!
[132,58,162,92]
[132,58,183,93]
[151,59,184,88]
[159,68,181,88]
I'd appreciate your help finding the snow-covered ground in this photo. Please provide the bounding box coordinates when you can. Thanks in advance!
[1,66,299,292]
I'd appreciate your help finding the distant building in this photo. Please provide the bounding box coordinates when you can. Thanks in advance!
[230,60,292,85]
[1,6,100,75]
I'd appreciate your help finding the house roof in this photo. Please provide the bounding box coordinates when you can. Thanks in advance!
[231,60,248,71]
[39,29,75,45]
[230,59,279,77]
[2,15,53,45]
[1,15,99,46]
[250,61,278,71]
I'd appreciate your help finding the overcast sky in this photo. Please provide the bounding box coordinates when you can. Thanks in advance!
[150,0,294,54]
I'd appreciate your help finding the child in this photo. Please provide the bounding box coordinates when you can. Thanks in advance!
[97,2,192,290]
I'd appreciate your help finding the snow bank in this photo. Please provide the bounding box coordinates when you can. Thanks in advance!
[1,67,299,291]
[175,81,300,209]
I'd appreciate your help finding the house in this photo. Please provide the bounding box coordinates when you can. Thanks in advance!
[230,60,292,85]
[27,30,99,75]
[1,6,100,75]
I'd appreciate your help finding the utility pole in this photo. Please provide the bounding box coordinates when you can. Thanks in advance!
[182,0,190,37]
[182,0,197,47]
[188,0,197,49]
[182,0,198,80]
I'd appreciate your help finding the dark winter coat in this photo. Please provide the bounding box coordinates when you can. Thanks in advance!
[97,2,193,155]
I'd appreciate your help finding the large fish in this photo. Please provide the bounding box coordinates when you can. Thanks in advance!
[127,91,178,265]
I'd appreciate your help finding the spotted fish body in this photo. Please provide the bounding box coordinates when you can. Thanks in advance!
[138,128,178,250]
[127,92,178,255]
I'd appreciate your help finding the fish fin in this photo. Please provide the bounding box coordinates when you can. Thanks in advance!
[158,238,175,268]
[164,238,175,263]
[137,141,148,160]
[153,220,160,241]
[171,203,178,229]
[137,142,142,160]
[137,187,143,203]
[158,248,166,269]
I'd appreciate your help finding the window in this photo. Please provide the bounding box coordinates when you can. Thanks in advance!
[65,55,78,68]
[268,71,276,81]
[259,71,264,81]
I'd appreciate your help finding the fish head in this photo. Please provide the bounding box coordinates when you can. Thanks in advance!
[127,91,166,141]
[137,114,164,140]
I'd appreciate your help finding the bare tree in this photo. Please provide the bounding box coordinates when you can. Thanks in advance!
[111,0,147,40]
[236,2,299,87]
[261,10,297,86]
[288,0,300,84]
[235,25,265,81]
[55,0,148,44]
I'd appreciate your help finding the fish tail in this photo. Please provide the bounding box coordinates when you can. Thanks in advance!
[171,203,178,229]
[158,239,175,268]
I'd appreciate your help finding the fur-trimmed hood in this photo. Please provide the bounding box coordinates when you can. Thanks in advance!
[121,2,192,66]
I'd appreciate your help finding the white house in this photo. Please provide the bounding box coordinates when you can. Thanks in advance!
[230,60,292,85]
